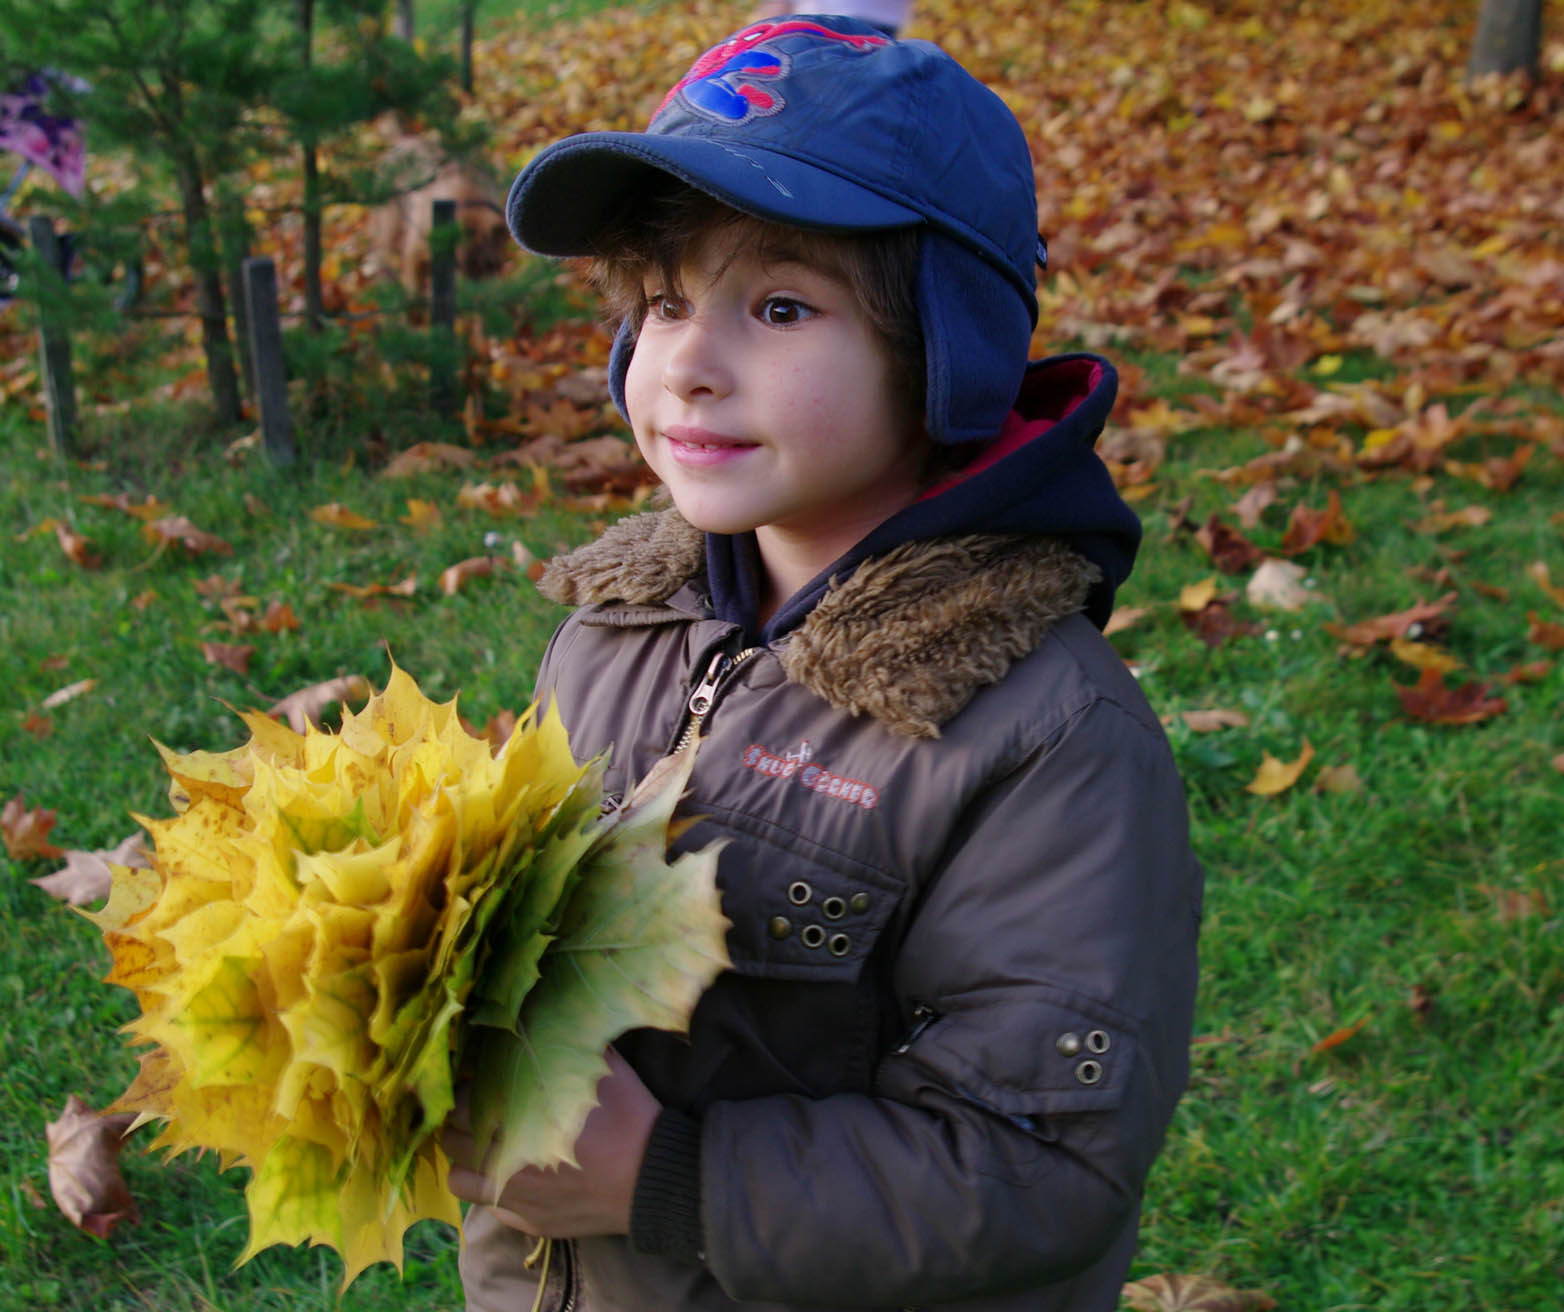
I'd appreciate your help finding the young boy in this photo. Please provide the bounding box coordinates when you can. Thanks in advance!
[445,16,1203,1310]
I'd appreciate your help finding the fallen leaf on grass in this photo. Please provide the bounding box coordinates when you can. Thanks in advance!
[1410,503,1492,534]
[243,493,271,518]
[440,555,508,595]
[1231,481,1278,528]
[1121,1273,1276,1311]
[1551,753,1564,775]
[310,502,377,531]
[1314,763,1364,794]
[328,575,418,600]
[266,674,372,733]
[131,589,158,610]
[22,711,53,739]
[55,523,102,568]
[1181,598,1259,649]
[379,441,478,478]
[2,795,66,860]
[31,832,150,907]
[1280,488,1354,554]
[1245,740,1314,796]
[400,498,443,532]
[1445,444,1533,492]
[1504,660,1551,685]
[192,574,245,600]
[201,642,254,676]
[1527,612,1564,651]
[1389,637,1462,675]
[1310,1015,1369,1055]
[260,600,301,633]
[1246,558,1315,612]
[143,516,233,556]
[1178,577,1220,612]
[458,480,541,518]
[1175,708,1251,732]
[1475,884,1548,922]
[40,678,97,709]
[1528,562,1564,607]
[45,1096,139,1239]
[78,492,170,521]
[1104,605,1154,637]
[1196,515,1263,574]
[1328,593,1457,647]
[1396,669,1507,725]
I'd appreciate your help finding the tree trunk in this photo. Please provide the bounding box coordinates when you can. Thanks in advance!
[298,0,324,330]
[174,154,242,426]
[461,1,476,94]
[396,0,415,42]
[1468,0,1543,79]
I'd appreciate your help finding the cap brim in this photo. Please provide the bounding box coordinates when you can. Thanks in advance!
[507,131,925,255]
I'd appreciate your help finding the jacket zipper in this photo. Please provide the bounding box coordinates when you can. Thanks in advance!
[558,1237,578,1312]
[671,645,759,755]
[895,1003,940,1054]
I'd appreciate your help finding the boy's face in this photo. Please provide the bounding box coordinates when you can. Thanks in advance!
[624,228,926,575]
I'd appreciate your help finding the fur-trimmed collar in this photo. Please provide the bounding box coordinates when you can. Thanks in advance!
[538,510,1099,739]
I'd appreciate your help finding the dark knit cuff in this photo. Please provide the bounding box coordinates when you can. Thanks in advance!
[629,1107,705,1264]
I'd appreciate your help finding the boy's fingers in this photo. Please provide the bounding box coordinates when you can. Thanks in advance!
[446,1162,489,1204]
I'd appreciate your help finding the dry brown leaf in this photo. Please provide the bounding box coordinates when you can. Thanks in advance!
[458,480,540,517]
[1396,669,1507,725]
[266,674,372,733]
[1104,605,1153,637]
[1181,598,1259,649]
[1231,481,1278,528]
[1328,594,1458,647]
[1527,612,1564,651]
[1311,1015,1370,1055]
[55,522,102,568]
[40,677,97,710]
[400,498,444,532]
[131,589,158,610]
[310,502,377,531]
[45,1096,139,1239]
[1245,740,1314,796]
[1410,504,1492,534]
[379,441,478,477]
[1121,1273,1276,1311]
[143,516,233,556]
[22,711,53,739]
[30,832,150,907]
[1314,763,1364,795]
[260,600,302,633]
[2,794,66,860]
[78,491,170,521]
[1528,561,1564,608]
[1178,577,1220,613]
[1551,753,1564,775]
[1178,708,1250,733]
[1196,514,1263,574]
[200,641,254,676]
[1503,659,1551,685]
[192,573,245,599]
[1246,558,1314,612]
[1280,489,1354,554]
[1476,884,1548,922]
[327,575,418,600]
[243,492,272,518]
[440,555,508,595]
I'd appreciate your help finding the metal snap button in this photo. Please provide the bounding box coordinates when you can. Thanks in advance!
[768,916,793,941]
[800,924,826,949]
[1075,1059,1103,1085]
[1086,1029,1111,1054]
[1056,1032,1082,1058]
[828,932,851,956]
[787,881,812,906]
[822,895,847,921]
[849,892,871,914]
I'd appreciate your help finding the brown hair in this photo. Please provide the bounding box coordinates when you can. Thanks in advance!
[583,182,927,422]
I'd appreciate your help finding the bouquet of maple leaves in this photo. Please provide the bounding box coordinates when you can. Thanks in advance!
[85,664,728,1286]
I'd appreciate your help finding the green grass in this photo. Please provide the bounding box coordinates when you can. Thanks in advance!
[4,254,1564,1312]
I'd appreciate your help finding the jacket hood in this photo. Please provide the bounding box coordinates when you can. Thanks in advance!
[538,511,1098,739]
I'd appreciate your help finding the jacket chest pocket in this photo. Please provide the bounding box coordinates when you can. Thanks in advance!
[643,821,908,1107]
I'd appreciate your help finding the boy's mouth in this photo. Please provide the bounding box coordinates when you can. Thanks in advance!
[663,426,758,465]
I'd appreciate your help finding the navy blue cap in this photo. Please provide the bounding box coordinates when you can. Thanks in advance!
[506,16,1042,444]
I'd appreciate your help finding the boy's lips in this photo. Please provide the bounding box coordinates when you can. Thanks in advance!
[663,426,759,467]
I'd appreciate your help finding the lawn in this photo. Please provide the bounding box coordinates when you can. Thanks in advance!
[3,0,1563,1308]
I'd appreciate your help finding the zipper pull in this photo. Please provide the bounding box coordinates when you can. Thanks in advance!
[895,1003,940,1054]
[688,651,730,717]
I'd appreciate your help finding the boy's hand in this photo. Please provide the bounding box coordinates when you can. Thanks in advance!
[443,1047,660,1238]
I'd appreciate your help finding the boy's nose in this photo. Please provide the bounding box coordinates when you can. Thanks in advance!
[662,316,733,401]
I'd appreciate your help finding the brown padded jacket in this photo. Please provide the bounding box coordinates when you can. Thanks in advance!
[460,509,1203,1311]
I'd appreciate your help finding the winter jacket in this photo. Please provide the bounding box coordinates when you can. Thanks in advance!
[460,356,1203,1311]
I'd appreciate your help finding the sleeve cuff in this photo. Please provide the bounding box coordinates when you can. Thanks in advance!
[628,1106,705,1264]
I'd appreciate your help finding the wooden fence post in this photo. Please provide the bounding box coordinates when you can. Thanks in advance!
[429,197,457,415]
[242,257,296,466]
[27,216,77,457]
[220,195,257,403]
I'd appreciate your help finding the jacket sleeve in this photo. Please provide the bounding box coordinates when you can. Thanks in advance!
[688,694,1203,1305]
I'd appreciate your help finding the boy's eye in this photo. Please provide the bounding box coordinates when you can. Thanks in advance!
[646,292,689,321]
[759,296,815,326]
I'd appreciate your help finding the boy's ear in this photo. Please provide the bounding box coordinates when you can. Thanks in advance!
[608,317,636,425]
[917,230,1033,444]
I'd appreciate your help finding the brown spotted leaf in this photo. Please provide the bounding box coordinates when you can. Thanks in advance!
[31,832,150,907]
[2,795,67,860]
[45,1096,140,1238]
[1396,669,1507,725]
[1121,1273,1276,1311]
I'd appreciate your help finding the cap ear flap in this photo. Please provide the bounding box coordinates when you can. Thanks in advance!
[917,230,1034,444]
[607,316,636,425]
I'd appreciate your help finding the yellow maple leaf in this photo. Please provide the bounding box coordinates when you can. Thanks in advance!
[1245,740,1314,796]
[310,503,377,531]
